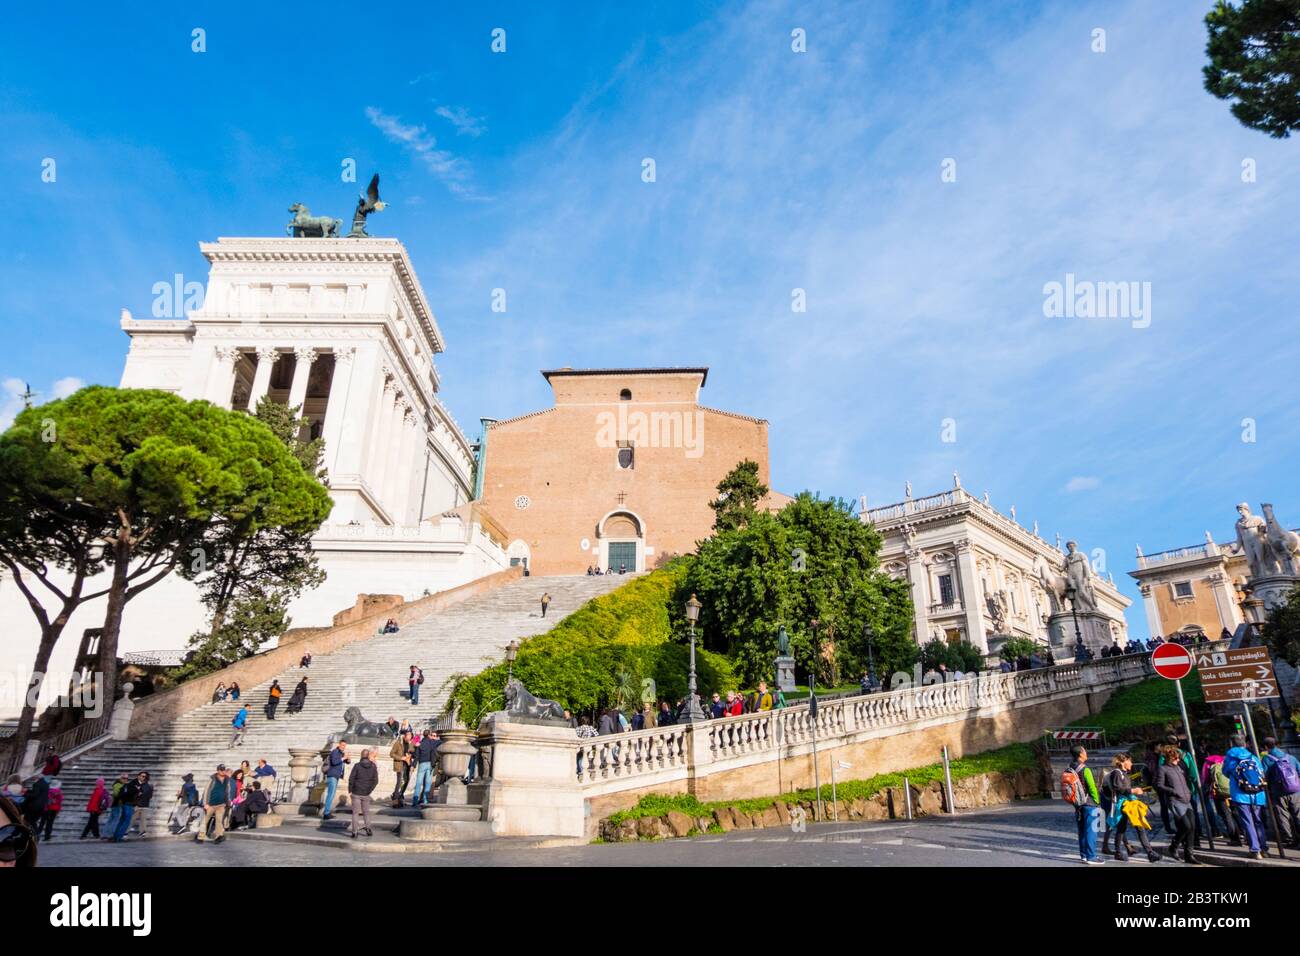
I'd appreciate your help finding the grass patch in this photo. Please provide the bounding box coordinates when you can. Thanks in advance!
[1069,674,1202,738]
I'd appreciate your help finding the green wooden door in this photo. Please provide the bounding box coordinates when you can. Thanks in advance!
[607,541,637,571]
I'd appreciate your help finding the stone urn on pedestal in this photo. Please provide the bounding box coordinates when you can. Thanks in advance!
[434,729,477,807]
[287,748,321,810]
[399,727,491,842]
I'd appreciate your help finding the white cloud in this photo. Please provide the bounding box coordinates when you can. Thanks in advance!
[0,376,83,432]
[434,104,486,137]
[1064,477,1101,493]
[52,376,84,399]
[365,107,478,198]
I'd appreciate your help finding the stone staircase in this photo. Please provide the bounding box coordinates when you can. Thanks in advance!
[46,573,634,840]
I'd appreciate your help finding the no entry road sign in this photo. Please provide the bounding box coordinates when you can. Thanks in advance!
[1195,646,1280,702]
[1151,642,1193,680]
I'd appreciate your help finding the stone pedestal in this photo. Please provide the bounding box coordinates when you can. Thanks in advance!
[775,657,796,693]
[1048,609,1118,657]
[109,682,136,741]
[1249,575,1299,615]
[287,747,321,807]
[468,719,583,838]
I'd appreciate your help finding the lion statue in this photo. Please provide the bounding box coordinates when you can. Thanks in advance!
[503,678,566,721]
[330,706,396,745]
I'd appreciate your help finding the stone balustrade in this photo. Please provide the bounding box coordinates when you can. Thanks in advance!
[576,654,1150,796]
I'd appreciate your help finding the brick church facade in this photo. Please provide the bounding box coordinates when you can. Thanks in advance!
[476,367,776,576]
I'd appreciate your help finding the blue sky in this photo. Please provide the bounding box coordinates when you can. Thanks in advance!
[2,1,1296,637]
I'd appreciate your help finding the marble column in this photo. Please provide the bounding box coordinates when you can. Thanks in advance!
[246,347,281,412]
[955,539,986,651]
[205,346,240,408]
[1139,584,1162,639]
[383,399,409,519]
[287,347,318,412]
[319,347,355,476]
[394,409,420,525]
[905,546,929,644]
[366,379,395,504]
[1207,571,1242,632]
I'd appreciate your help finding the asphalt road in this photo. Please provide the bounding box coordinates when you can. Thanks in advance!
[36,800,1187,868]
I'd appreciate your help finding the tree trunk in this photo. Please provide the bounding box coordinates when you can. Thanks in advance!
[97,530,133,719]
[9,621,69,768]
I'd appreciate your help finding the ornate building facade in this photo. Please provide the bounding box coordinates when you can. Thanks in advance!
[862,480,1130,656]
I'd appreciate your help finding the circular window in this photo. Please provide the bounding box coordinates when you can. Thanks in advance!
[514,495,530,510]
[580,538,591,551]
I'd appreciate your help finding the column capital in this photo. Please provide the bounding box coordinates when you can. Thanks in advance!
[255,346,281,363]
[214,345,241,363]
[954,538,974,554]
[333,346,357,365]
[293,346,319,364]
[1138,584,1152,597]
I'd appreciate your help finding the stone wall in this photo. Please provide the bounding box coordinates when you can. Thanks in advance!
[126,565,523,739]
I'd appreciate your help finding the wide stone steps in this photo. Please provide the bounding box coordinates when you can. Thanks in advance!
[46,574,634,840]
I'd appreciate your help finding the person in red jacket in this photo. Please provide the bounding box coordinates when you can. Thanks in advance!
[37,779,63,841]
[726,691,744,717]
[80,777,110,839]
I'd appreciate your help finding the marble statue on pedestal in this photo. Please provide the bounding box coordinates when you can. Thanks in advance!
[1063,541,1098,612]
[1262,503,1300,577]
[1236,503,1273,577]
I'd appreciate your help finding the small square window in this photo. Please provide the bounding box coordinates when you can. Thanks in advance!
[1173,581,1194,599]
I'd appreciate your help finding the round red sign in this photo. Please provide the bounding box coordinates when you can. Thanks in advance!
[1151,643,1193,681]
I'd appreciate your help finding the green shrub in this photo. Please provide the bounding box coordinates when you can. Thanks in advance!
[444,562,736,725]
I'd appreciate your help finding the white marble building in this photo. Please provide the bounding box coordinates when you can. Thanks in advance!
[861,480,1130,657]
[1,237,508,717]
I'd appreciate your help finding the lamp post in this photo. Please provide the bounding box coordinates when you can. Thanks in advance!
[679,593,706,723]
[505,639,520,685]
[1064,585,1083,652]
[863,621,879,692]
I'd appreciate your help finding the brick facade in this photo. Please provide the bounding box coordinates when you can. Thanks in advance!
[478,368,772,576]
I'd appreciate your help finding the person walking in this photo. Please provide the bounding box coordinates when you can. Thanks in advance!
[102,772,129,840]
[1201,753,1240,845]
[112,771,148,842]
[265,680,282,721]
[1223,734,1271,859]
[36,779,63,842]
[196,765,232,844]
[1261,736,1300,849]
[412,730,440,807]
[1162,734,1204,848]
[1065,744,1104,864]
[229,704,249,748]
[1154,744,1199,864]
[348,748,380,838]
[21,773,49,831]
[541,591,551,618]
[128,771,153,836]
[322,740,350,820]
[286,676,308,714]
[408,664,424,706]
[81,777,110,840]
[1103,753,1160,863]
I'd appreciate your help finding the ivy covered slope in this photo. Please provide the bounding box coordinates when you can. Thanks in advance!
[444,561,735,725]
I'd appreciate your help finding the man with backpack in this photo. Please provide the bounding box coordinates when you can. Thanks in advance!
[1261,736,1300,849]
[1222,734,1270,859]
[1201,754,1240,845]
[1063,744,1104,864]
[229,705,249,748]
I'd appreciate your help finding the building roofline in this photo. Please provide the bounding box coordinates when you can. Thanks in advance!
[540,366,709,386]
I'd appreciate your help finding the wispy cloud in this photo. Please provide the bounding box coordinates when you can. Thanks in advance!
[434,104,486,138]
[1064,477,1101,493]
[365,107,478,198]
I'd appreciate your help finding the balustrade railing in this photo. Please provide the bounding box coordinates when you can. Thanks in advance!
[575,654,1150,788]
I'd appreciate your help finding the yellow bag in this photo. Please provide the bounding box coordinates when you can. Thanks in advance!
[1122,798,1151,830]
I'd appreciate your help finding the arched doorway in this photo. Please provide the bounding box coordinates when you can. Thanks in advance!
[507,539,531,574]
[597,510,644,572]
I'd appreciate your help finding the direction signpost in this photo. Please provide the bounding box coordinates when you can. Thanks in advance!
[1193,645,1288,860]
[1150,643,1215,852]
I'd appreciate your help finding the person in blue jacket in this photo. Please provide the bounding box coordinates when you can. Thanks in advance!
[322,741,350,820]
[1222,734,1269,859]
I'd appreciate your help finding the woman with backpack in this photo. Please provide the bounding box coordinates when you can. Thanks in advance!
[1103,754,1160,863]
[1154,744,1199,864]
[80,777,110,839]
[1200,754,1240,845]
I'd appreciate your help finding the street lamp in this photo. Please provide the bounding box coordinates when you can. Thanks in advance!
[679,594,706,722]
[1064,585,1084,652]
[863,621,879,692]
[505,639,520,684]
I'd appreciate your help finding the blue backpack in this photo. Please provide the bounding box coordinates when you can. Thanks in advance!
[1233,755,1267,795]
[1266,755,1300,796]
